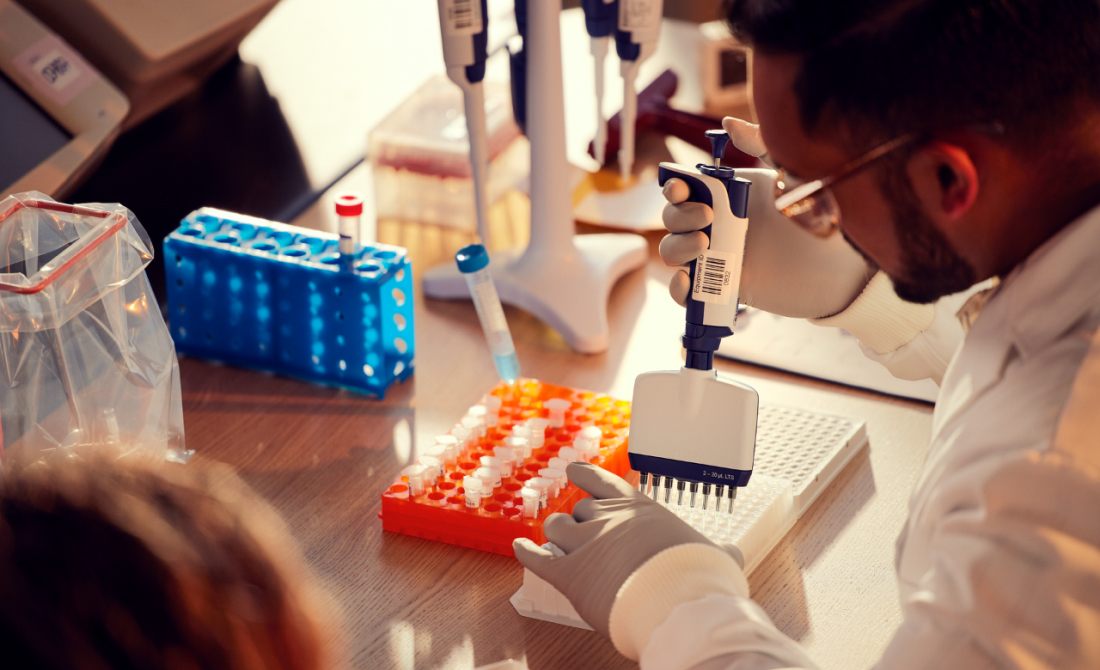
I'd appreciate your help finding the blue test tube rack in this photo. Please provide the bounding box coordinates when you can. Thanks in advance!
[163,208,415,397]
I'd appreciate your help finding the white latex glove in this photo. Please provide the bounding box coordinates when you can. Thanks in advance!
[659,117,875,320]
[513,463,738,638]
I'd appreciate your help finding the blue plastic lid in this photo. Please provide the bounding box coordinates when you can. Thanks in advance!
[455,243,489,273]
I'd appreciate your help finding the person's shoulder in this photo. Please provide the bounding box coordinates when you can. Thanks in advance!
[1051,324,1100,465]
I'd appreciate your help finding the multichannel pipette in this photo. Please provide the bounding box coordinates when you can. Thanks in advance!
[436,0,491,243]
[629,129,758,512]
[614,0,664,180]
[456,243,521,383]
[581,0,618,166]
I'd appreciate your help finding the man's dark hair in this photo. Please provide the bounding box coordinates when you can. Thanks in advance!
[727,0,1100,151]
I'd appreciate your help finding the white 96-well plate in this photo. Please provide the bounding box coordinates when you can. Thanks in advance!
[510,405,869,628]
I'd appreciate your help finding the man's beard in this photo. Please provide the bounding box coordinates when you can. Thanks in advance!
[875,165,978,304]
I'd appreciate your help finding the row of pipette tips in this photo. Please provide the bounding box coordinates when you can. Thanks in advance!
[637,471,739,513]
[399,394,606,519]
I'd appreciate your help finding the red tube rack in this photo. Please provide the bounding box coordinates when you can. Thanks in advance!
[380,379,631,555]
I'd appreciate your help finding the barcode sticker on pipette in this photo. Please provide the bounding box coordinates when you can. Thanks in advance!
[443,0,483,35]
[692,251,735,305]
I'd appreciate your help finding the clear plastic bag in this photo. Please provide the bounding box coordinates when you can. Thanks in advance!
[0,192,187,463]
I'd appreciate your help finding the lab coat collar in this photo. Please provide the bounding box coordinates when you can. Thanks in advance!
[932,202,1100,437]
[976,202,1100,359]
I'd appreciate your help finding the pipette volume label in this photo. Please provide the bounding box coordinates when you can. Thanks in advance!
[442,0,483,35]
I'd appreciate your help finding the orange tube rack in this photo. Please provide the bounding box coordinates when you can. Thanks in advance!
[380,379,631,555]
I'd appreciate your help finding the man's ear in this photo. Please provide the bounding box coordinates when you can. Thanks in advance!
[906,142,979,221]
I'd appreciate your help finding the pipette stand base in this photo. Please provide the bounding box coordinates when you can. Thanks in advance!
[423,233,646,354]
[510,405,869,627]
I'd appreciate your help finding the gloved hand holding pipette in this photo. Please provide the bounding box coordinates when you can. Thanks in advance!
[660,117,876,320]
[661,117,960,380]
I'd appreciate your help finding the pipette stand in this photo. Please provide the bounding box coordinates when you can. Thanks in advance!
[423,0,646,355]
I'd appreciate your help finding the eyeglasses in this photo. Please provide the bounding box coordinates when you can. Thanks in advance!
[772,133,918,237]
[771,122,1005,237]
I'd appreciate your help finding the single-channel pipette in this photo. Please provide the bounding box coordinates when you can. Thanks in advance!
[582,0,618,166]
[456,243,521,382]
[614,0,664,180]
[437,0,491,243]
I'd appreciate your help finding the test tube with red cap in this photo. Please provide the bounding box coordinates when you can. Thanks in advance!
[334,193,363,270]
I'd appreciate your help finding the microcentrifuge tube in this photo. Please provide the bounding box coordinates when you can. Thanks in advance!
[557,447,580,462]
[483,395,502,425]
[544,398,571,428]
[504,436,530,460]
[402,465,428,496]
[493,446,515,475]
[461,415,484,440]
[422,444,446,463]
[547,457,569,473]
[452,424,471,446]
[456,244,521,383]
[467,404,488,423]
[539,468,565,498]
[475,466,501,490]
[463,476,484,508]
[573,437,598,461]
[527,477,551,508]
[525,419,549,448]
[480,455,508,479]
[520,486,541,518]
[418,455,443,484]
[434,435,460,464]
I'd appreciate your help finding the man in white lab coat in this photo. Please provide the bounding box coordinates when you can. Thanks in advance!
[514,1,1100,667]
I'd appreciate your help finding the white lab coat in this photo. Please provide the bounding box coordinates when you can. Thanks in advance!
[608,203,1100,669]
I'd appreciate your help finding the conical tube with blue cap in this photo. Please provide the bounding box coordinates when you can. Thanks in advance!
[456,243,521,382]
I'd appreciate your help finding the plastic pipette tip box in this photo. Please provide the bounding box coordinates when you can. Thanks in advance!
[510,405,869,628]
[380,379,632,556]
[163,208,415,397]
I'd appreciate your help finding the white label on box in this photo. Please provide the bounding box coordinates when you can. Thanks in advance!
[32,49,81,91]
[15,37,92,105]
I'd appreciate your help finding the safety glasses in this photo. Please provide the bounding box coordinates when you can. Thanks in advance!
[772,134,918,237]
[772,122,1005,237]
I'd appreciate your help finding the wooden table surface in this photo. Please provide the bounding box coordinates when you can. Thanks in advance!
[181,186,934,669]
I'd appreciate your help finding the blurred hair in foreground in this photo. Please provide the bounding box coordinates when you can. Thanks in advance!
[0,450,340,669]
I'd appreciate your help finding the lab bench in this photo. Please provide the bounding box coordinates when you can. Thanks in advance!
[87,2,933,668]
